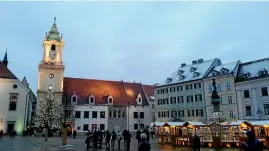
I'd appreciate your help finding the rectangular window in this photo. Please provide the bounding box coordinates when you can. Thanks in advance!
[90,97,94,103]
[158,99,161,105]
[83,124,89,131]
[228,96,232,104]
[244,90,250,98]
[196,109,203,117]
[195,94,202,102]
[194,83,201,89]
[170,87,175,92]
[246,106,252,116]
[140,112,144,119]
[152,104,155,109]
[177,96,184,103]
[84,111,89,118]
[92,111,97,118]
[264,104,269,115]
[188,110,194,117]
[134,112,138,118]
[134,124,138,130]
[9,94,18,111]
[75,111,81,118]
[165,111,169,117]
[261,87,268,96]
[229,110,234,118]
[165,89,168,93]
[170,97,176,104]
[118,110,121,118]
[226,82,231,90]
[217,84,221,91]
[209,85,212,92]
[220,97,223,104]
[187,95,193,103]
[157,90,160,94]
[171,111,177,118]
[100,124,105,131]
[178,110,184,117]
[177,86,183,91]
[100,111,105,118]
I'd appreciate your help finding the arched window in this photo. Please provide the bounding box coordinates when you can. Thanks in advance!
[51,44,56,50]
[9,96,17,111]
[113,110,117,118]
[122,111,125,118]
[118,110,121,118]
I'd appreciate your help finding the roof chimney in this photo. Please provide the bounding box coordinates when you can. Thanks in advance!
[192,60,197,64]
[181,63,186,67]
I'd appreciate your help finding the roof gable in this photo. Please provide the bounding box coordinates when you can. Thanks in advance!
[206,61,239,78]
[0,61,17,79]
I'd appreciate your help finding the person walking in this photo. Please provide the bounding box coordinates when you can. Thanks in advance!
[125,130,132,151]
[105,130,111,150]
[0,129,3,139]
[136,129,141,146]
[111,130,116,148]
[138,133,151,151]
[242,131,263,151]
[117,130,122,149]
[73,130,77,139]
[193,133,201,151]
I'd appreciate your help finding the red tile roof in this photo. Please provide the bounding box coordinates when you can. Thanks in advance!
[63,77,154,106]
[0,61,17,79]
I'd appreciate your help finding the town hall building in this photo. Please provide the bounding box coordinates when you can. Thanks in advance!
[37,18,154,133]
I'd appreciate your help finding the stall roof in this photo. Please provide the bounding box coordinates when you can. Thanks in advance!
[228,120,247,125]
[248,120,269,126]
[152,122,166,126]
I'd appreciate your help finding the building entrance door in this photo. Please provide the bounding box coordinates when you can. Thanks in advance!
[7,123,15,133]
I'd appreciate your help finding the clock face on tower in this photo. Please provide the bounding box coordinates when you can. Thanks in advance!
[50,50,56,58]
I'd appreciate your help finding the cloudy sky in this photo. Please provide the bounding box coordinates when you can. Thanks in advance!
[0,2,269,92]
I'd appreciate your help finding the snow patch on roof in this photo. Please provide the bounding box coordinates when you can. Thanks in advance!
[159,58,218,86]
[238,58,269,78]
[206,61,239,78]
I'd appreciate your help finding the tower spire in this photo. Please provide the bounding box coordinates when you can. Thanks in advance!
[2,48,8,67]
[54,16,56,24]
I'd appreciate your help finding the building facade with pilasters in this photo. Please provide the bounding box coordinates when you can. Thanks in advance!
[236,58,269,120]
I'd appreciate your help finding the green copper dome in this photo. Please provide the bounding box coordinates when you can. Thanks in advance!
[47,17,61,42]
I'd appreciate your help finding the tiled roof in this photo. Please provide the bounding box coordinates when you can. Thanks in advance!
[206,61,240,78]
[0,61,17,79]
[158,58,220,86]
[63,77,153,106]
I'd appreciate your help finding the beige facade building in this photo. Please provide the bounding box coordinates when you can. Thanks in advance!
[203,61,240,121]
[154,58,221,123]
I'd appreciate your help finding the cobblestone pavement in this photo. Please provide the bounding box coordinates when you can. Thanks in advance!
[1,135,268,151]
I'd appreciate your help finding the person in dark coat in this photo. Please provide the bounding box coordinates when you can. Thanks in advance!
[85,135,92,149]
[105,130,111,150]
[111,130,116,148]
[122,129,128,148]
[144,128,150,142]
[136,129,141,146]
[73,130,77,139]
[193,133,201,151]
[0,129,3,139]
[97,129,103,148]
[125,130,132,151]
[93,130,98,148]
[243,131,263,151]
[138,133,151,151]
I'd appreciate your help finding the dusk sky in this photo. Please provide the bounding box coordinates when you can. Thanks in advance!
[0,2,269,93]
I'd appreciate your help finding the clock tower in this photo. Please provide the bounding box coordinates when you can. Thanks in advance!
[37,17,64,104]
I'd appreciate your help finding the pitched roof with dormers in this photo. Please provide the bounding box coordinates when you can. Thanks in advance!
[205,61,240,78]
[157,58,221,87]
[0,61,17,79]
[63,77,153,106]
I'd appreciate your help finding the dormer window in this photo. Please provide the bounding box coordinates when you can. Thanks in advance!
[166,78,172,83]
[193,72,199,78]
[259,69,268,76]
[107,95,113,104]
[243,72,251,78]
[190,67,196,72]
[71,94,77,104]
[220,68,229,74]
[136,93,142,105]
[178,70,184,75]
[89,95,95,104]
[179,75,185,81]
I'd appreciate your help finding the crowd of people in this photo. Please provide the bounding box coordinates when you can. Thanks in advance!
[84,128,152,151]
